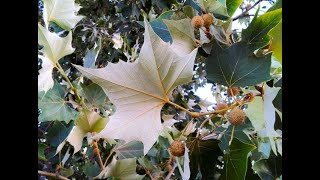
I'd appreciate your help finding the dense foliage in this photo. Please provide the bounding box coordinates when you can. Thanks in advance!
[38,0,282,179]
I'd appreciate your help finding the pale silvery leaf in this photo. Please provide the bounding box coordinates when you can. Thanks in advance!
[263,85,281,137]
[38,24,74,63]
[112,33,123,49]
[163,18,196,55]
[38,24,74,92]
[43,0,84,30]
[74,18,198,154]
[187,99,197,108]
[38,55,54,92]
[198,98,214,113]
[184,120,197,136]
[162,115,178,127]
[176,144,190,180]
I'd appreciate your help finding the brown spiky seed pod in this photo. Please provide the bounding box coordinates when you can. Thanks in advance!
[202,14,214,28]
[227,108,246,125]
[170,141,185,157]
[191,16,204,29]
[227,87,240,96]
[215,103,228,115]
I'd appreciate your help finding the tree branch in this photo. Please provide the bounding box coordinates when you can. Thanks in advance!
[233,0,263,21]
[165,163,177,180]
[38,170,70,180]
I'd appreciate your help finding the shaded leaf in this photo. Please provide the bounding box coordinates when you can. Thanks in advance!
[216,120,253,152]
[60,168,74,178]
[138,11,174,42]
[83,38,102,68]
[206,41,271,87]
[241,8,282,51]
[38,143,48,161]
[220,138,256,180]
[84,161,101,177]
[45,121,73,147]
[38,83,79,123]
[187,138,223,179]
[43,0,84,30]
[115,140,144,159]
[74,18,198,154]
[79,83,107,107]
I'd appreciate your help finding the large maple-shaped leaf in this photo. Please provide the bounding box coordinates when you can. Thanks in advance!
[220,138,256,180]
[206,41,271,87]
[241,8,282,51]
[43,0,84,30]
[38,83,79,123]
[38,24,74,92]
[74,18,198,154]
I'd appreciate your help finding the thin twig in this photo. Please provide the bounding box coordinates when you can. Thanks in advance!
[38,170,70,180]
[103,150,114,167]
[233,0,263,21]
[196,114,215,138]
[165,163,177,180]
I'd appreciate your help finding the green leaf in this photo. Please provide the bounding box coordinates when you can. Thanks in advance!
[79,83,107,107]
[267,0,282,12]
[216,120,253,152]
[220,138,256,180]
[206,41,271,87]
[74,18,198,154]
[60,168,74,177]
[38,143,48,161]
[187,139,223,179]
[83,38,102,68]
[38,83,79,123]
[84,161,101,177]
[163,18,196,55]
[61,109,108,153]
[241,8,282,51]
[97,157,145,180]
[138,11,174,42]
[226,0,243,17]
[115,140,144,159]
[38,24,74,92]
[43,0,84,30]
[45,121,73,147]
[183,5,195,19]
[203,0,230,20]
[268,20,282,63]
[184,0,203,13]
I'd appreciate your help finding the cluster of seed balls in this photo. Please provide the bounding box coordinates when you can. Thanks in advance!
[191,14,214,29]
[169,87,247,157]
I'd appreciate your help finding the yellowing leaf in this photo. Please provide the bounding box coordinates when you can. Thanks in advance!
[74,18,198,154]
[57,110,108,154]
[38,24,75,92]
[43,0,84,30]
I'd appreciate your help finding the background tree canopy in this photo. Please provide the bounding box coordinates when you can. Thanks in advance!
[38,0,282,179]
